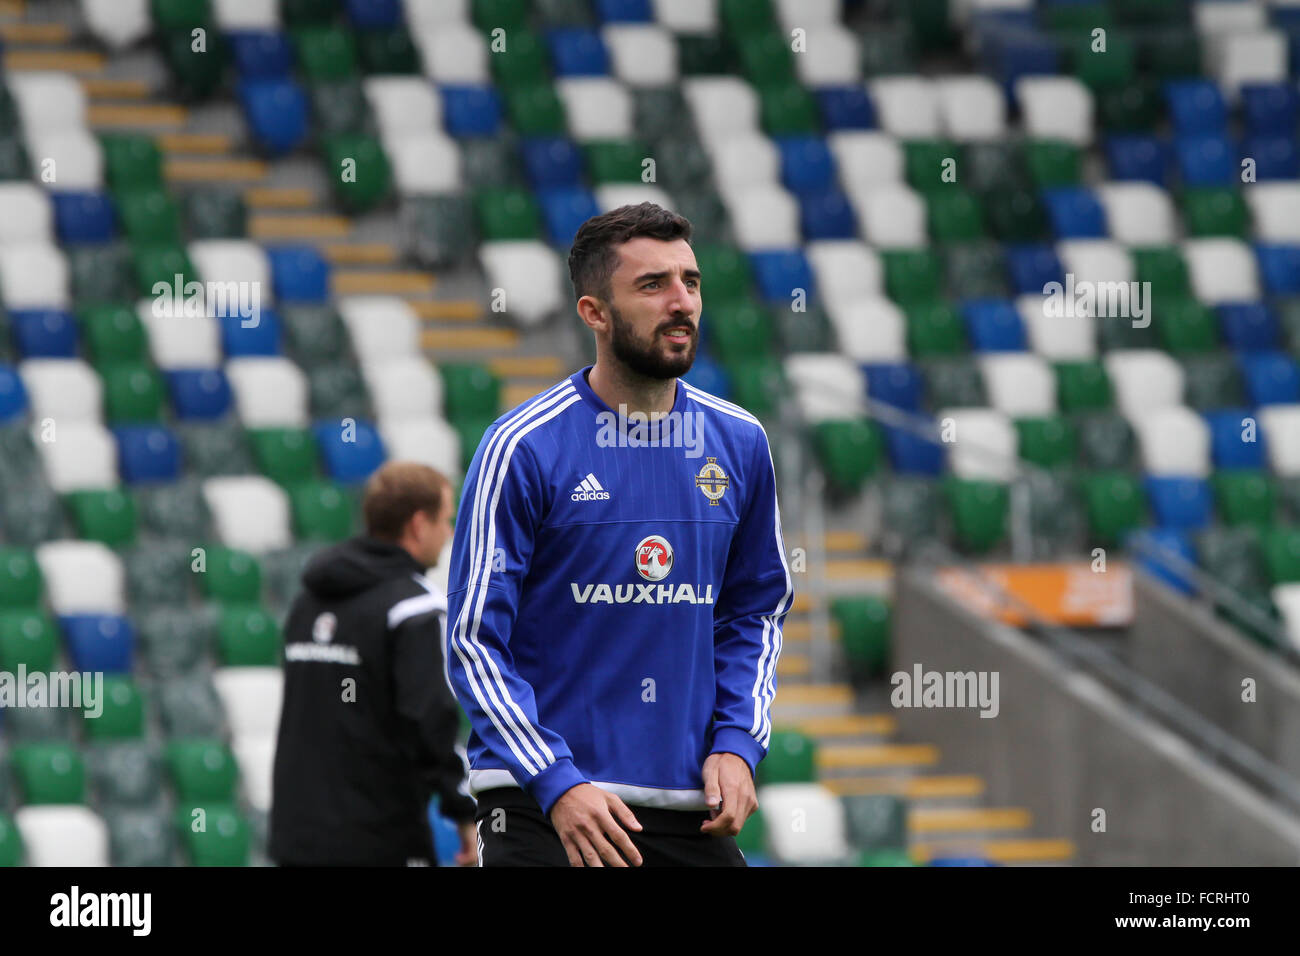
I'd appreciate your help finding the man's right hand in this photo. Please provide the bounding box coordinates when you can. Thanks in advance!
[549,783,644,867]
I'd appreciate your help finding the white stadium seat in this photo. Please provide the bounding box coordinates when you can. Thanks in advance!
[1258,405,1300,476]
[138,304,221,369]
[1183,238,1261,303]
[1271,584,1300,653]
[213,666,284,738]
[379,418,462,479]
[757,783,849,865]
[0,182,54,244]
[15,806,109,867]
[478,241,565,327]
[1194,0,1267,34]
[775,0,842,30]
[850,184,928,248]
[27,130,103,190]
[212,0,279,28]
[683,78,761,143]
[0,244,69,309]
[362,76,441,139]
[594,184,675,213]
[828,297,908,363]
[979,353,1057,417]
[707,134,781,192]
[793,25,862,87]
[1131,405,1211,477]
[1103,350,1186,420]
[868,76,941,138]
[202,475,293,554]
[805,241,885,311]
[80,0,152,50]
[35,540,126,615]
[1056,240,1133,287]
[603,25,679,86]
[187,240,272,297]
[719,184,800,251]
[1016,295,1098,360]
[1096,183,1177,244]
[414,22,489,83]
[7,72,86,133]
[1015,76,1094,145]
[1244,183,1300,242]
[233,735,276,813]
[382,131,463,194]
[557,78,635,140]
[1212,30,1288,97]
[225,357,310,428]
[362,356,444,422]
[403,0,470,31]
[829,132,905,192]
[34,421,117,492]
[937,407,1019,482]
[784,354,866,422]
[935,75,1007,141]
[952,0,1035,20]
[338,296,421,361]
[652,0,718,33]
[19,358,103,423]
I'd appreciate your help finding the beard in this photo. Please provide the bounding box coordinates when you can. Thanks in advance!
[608,303,698,381]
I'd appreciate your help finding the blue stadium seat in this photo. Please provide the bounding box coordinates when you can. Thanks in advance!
[219,307,283,357]
[775,136,837,195]
[1204,409,1267,470]
[546,28,609,76]
[10,310,78,358]
[51,192,117,244]
[1217,303,1279,353]
[1042,186,1107,238]
[981,26,1060,91]
[1175,133,1237,186]
[960,299,1026,352]
[59,614,135,673]
[441,86,503,137]
[863,362,923,412]
[536,187,601,246]
[1241,83,1300,134]
[594,0,653,22]
[427,797,463,866]
[266,245,330,303]
[799,190,857,240]
[1256,244,1300,295]
[1243,133,1299,180]
[521,137,585,189]
[883,424,945,475]
[681,353,730,400]
[748,251,815,305]
[344,0,401,29]
[815,87,876,131]
[1126,527,1196,596]
[314,418,386,482]
[166,369,233,420]
[1144,476,1213,531]
[1004,243,1064,295]
[0,365,28,422]
[929,856,998,866]
[1104,134,1172,186]
[113,424,182,483]
[238,79,310,157]
[1240,351,1300,406]
[1164,80,1228,134]
[228,31,293,79]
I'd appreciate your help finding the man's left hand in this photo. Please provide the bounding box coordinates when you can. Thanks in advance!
[699,752,757,837]
[455,821,478,866]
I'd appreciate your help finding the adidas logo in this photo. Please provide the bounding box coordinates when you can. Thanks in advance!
[571,473,611,502]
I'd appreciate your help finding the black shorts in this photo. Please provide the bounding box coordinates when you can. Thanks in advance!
[473,787,747,867]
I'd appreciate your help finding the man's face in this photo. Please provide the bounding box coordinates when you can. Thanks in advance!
[414,486,454,568]
[602,237,701,381]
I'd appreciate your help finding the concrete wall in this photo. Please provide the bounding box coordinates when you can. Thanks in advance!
[1130,573,1300,780]
[892,570,1300,865]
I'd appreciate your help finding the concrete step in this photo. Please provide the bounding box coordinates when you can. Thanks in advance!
[89,103,187,128]
[821,774,986,801]
[333,270,434,296]
[910,838,1076,865]
[908,807,1033,835]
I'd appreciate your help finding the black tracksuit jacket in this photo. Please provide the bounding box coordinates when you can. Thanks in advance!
[268,536,476,866]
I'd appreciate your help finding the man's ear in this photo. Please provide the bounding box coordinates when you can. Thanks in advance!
[576,295,608,333]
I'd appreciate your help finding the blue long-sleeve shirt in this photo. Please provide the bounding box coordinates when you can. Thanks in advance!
[445,366,792,816]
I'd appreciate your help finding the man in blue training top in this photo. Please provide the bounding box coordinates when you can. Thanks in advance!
[446,202,792,867]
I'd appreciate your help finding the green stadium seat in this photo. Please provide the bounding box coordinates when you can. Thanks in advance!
[118,188,181,244]
[453,415,497,473]
[87,741,164,809]
[166,739,239,802]
[506,84,567,135]
[68,246,137,305]
[734,805,767,857]
[0,548,41,608]
[176,422,254,478]
[105,806,174,866]
[945,478,1009,553]
[100,133,164,193]
[1276,477,1300,524]
[1015,416,1076,468]
[882,250,944,307]
[198,546,262,603]
[775,305,835,354]
[738,29,794,84]
[0,131,29,179]
[84,676,146,741]
[1080,472,1146,546]
[635,89,691,147]
[0,610,58,671]
[66,489,138,548]
[880,476,941,548]
[1074,413,1136,470]
[921,357,986,409]
[183,188,248,239]
[322,132,391,212]
[1055,360,1112,412]
[288,480,354,541]
[308,362,371,420]
[677,34,736,76]
[1095,312,1158,351]
[132,243,200,298]
[177,804,250,865]
[813,420,882,495]
[1263,528,1300,585]
[905,300,968,356]
[1069,29,1136,90]
[900,0,953,52]
[1182,187,1249,238]
[0,814,22,866]
[12,743,85,804]
[2,699,70,742]
[461,136,524,190]
[281,0,338,25]
[473,0,530,30]
[440,363,502,421]
[857,848,916,866]
[981,187,1049,241]
[1140,27,1202,80]
[490,30,551,89]
[405,193,481,268]
[963,142,1026,193]
[475,186,542,241]
[1180,354,1246,411]
[355,27,420,75]
[1098,77,1162,131]
[1196,526,1266,595]
[859,22,917,74]
[584,139,648,185]
[942,242,1009,300]
[280,304,349,368]
[137,605,215,677]
[295,25,358,81]
[218,605,281,667]
[135,477,211,540]
[1155,298,1218,354]
[310,80,370,136]
[904,139,958,194]
[101,362,165,423]
[1213,470,1275,529]
[160,677,225,738]
[1277,298,1300,357]
[832,596,891,683]
[1132,245,1190,301]
[535,0,593,25]
[79,304,148,367]
[1025,139,1082,187]
[121,543,192,609]
[705,301,775,363]
[248,428,319,485]
[757,729,817,785]
[160,27,228,100]
[720,0,775,34]
[1025,470,1085,557]
[926,189,985,241]
[151,0,209,29]
[693,244,754,303]
[0,485,66,547]
[842,794,907,852]
[261,543,319,611]
[757,81,819,135]
[723,357,785,421]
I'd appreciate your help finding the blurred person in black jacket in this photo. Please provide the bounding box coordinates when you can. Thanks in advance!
[270,461,476,866]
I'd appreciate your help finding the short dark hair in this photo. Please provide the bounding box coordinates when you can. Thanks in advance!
[362,462,450,541]
[567,202,693,303]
